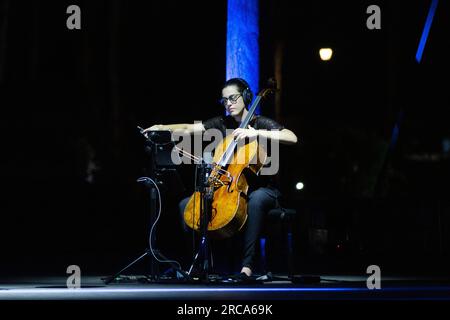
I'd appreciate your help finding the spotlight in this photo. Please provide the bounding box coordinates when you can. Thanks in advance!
[295,182,304,190]
[319,48,333,61]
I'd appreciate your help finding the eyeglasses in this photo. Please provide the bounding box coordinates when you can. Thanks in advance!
[219,94,242,106]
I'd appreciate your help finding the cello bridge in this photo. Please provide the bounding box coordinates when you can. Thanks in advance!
[211,171,233,188]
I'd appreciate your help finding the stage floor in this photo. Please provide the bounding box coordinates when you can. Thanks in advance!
[1,274,449,300]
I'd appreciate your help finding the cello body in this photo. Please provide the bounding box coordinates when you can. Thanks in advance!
[183,135,267,238]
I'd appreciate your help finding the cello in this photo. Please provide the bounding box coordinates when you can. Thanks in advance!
[183,80,276,238]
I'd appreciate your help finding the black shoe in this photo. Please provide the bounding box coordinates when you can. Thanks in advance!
[236,272,251,280]
[224,272,252,284]
[255,272,273,282]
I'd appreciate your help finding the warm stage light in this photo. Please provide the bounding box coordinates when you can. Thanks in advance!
[319,48,333,61]
[295,182,304,190]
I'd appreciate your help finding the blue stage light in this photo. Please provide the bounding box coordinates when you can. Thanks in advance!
[226,0,260,114]
[416,0,439,63]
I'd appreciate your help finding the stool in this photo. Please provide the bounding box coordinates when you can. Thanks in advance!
[259,207,296,276]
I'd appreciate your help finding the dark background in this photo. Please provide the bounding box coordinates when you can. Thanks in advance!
[0,0,449,277]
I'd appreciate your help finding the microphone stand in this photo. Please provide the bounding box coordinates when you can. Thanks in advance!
[187,161,213,281]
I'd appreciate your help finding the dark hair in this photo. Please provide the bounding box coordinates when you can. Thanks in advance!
[223,78,253,106]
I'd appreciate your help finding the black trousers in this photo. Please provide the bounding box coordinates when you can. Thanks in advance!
[179,186,281,272]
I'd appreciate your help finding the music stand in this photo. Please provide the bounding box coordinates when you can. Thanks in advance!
[103,129,190,284]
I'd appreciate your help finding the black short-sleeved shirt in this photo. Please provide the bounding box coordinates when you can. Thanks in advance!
[202,115,284,136]
[202,115,284,190]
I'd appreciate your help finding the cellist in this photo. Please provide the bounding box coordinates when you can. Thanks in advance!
[143,78,297,278]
